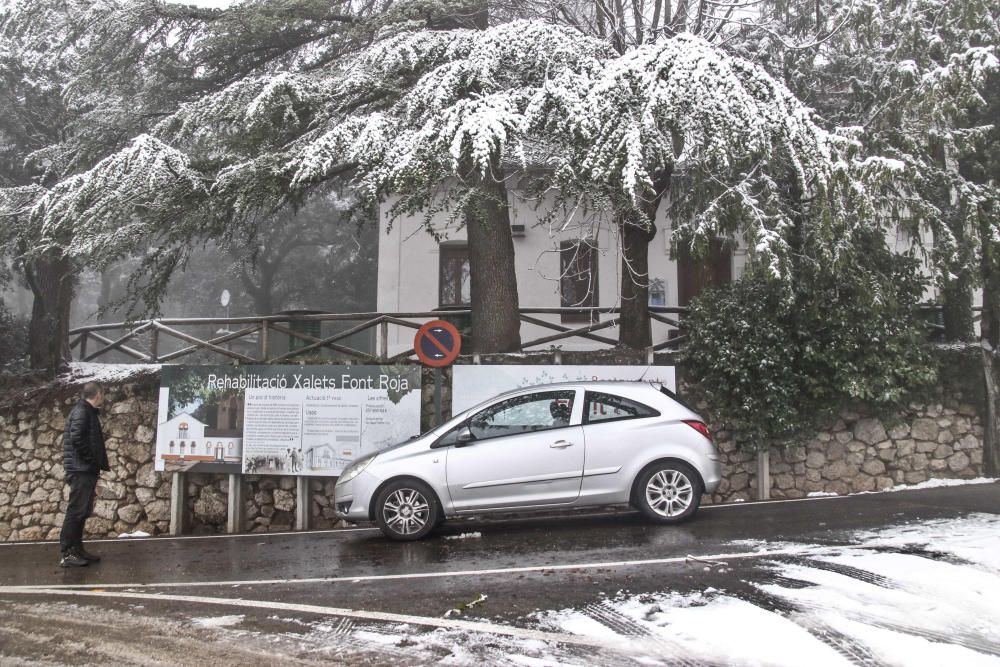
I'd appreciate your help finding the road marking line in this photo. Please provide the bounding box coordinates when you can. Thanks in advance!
[0,545,859,591]
[0,587,618,650]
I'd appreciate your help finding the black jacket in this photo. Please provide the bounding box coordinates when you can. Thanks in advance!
[62,399,110,474]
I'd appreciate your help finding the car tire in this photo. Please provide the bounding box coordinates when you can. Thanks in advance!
[374,479,439,541]
[634,461,703,524]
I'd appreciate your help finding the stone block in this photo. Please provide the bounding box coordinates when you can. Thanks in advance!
[134,424,155,444]
[805,452,825,469]
[911,418,939,442]
[854,419,887,445]
[273,488,295,512]
[822,460,848,480]
[145,499,170,522]
[117,503,144,524]
[933,444,954,459]
[194,488,227,524]
[852,474,876,492]
[828,481,850,495]
[861,459,886,476]
[826,442,846,461]
[904,471,928,485]
[947,452,971,473]
[955,434,980,451]
[887,424,910,439]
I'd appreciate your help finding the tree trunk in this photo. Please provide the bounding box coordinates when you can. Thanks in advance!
[618,212,657,349]
[467,169,521,353]
[940,273,975,341]
[618,170,671,350]
[25,252,75,377]
[980,215,999,349]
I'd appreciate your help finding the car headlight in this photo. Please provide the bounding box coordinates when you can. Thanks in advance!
[337,454,376,485]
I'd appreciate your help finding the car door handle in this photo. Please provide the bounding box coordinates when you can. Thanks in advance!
[550,440,574,449]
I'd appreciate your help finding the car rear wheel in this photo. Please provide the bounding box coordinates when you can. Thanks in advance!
[375,479,439,541]
[634,461,702,524]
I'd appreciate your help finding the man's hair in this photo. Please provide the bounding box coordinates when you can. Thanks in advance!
[82,382,104,400]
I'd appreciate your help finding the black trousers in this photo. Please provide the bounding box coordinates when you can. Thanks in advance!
[60,472,98,552]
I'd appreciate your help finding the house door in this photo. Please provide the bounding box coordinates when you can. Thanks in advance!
[677,239,732,307]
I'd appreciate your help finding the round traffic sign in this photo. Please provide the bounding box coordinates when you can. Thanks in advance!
[414,320,462,367]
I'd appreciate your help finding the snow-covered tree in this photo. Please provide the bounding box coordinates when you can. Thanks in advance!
[528,31,905,346]
[769,0,1000,343]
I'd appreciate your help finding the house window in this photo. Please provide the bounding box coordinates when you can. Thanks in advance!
[439,244,471,306]
[560,241,598,323]
[649,278,666,307]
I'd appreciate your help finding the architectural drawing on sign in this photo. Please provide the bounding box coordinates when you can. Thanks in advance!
[305,445,337,471]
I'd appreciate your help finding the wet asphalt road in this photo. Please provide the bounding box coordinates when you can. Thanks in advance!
[1,482,998,665]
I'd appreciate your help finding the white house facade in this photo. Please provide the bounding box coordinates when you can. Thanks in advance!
[376,185,980,355]
[376,185,751,355]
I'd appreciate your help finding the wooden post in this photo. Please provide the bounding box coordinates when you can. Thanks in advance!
[380,320,389,362]
[983,344,998,477]
[260,320,269,362]
[149,329,159,363]
[227,473,244,534]
[756,449,771,501]
[79,332,88,361]
[295,476,309,531]
[169,471,186,536]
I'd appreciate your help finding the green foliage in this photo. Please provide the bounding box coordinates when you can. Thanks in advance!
[683,229,936,447]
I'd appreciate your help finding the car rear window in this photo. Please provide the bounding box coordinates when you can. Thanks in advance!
[584,391,660,424]
[656,383,697,412]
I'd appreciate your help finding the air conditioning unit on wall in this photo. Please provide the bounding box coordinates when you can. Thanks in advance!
[510,224,526,237]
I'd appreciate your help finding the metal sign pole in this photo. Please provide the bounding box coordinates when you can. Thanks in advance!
[434,367,443,427]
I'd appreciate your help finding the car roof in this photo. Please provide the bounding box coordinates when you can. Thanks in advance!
[481,380,663,403]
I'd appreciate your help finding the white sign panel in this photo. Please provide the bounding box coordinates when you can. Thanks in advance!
[451,365,676,414]
[155,365,421,476]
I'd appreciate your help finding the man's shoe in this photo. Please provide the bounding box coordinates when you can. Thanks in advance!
[77,546,101,563]
[59,550,89,568]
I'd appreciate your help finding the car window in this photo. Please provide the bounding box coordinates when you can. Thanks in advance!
[435,421,468,447]
[584,391,660,424]
[467,390,576,441]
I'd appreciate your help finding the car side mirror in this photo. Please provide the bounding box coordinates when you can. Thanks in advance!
[455,426,475,447]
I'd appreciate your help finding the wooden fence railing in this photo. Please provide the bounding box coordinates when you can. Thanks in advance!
[68,307,689,364]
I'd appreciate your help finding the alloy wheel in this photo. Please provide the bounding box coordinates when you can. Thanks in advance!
[645,469,694,517]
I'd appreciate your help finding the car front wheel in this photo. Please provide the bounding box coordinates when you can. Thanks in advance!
[374,479,439,541]
[634,461,702,524]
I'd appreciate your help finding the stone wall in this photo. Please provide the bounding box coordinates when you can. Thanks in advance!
[707,401,984,503]
[0,380,171,541]
[0,366,989,542]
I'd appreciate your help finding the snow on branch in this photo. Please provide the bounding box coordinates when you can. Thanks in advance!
[32,134,207,264]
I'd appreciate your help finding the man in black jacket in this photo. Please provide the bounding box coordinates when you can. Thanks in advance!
[59,382,111,567]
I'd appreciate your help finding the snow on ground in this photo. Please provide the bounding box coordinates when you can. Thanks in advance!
[808,477,998,498]
[62,362,161,384]
[191,614,245,629]
[283,513,1000,665]
[444,532,483,540]
[116,530,151,538]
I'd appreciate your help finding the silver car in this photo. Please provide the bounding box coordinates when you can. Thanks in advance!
[335,381,721,541]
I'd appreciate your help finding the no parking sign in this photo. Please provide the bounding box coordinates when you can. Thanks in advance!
[414,320,462,367]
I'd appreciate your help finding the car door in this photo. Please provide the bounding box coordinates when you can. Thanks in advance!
[443,389,585,512]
